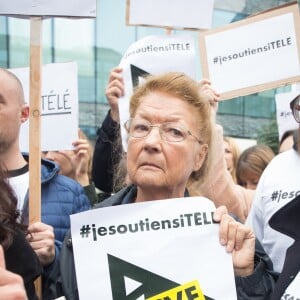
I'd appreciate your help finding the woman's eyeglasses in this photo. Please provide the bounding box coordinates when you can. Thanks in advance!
[290,94,300,123]
[124,119,202,144]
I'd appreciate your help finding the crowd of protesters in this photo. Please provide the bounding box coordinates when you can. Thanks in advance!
[0,65,299,300]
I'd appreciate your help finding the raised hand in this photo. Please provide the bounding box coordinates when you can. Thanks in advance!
[105,67,124,122]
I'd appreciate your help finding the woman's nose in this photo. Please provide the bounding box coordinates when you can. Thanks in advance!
[146,126,163,141]
[143,127,162,151]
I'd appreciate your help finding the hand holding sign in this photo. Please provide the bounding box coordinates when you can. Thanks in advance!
[214,206,255,277]
[26,222,55,267]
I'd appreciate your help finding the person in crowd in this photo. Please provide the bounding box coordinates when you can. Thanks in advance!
[53,72,275,299]
[268,193,300,299]
[187,83,254,222]
[0,246,28,300]
[223,136,240,183]
[0,68,91,299]
[0,162,42,299]
[92,67,124,196]
[278,129,297,153]
[92,67,255,222]
[236,144,275,190]
[266,94,300,299]
[43,129,99,205]
[246,92,300,274]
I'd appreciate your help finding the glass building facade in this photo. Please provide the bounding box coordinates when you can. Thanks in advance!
[0,0,296,141]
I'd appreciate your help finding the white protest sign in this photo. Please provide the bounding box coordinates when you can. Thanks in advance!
[118,34,196,150]
[199,2,300,100]
[275,89,299,141]
[10,62,79,152]
[71,197,237,300]
[281,271,300,299]
[127,0,214,30]
[0,0,96,18]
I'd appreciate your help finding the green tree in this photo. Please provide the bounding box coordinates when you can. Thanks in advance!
[256,117,279,154]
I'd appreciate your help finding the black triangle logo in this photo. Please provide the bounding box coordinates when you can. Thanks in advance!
[108,254,215,300]
[130,64,150,88]
[108,253,179,299]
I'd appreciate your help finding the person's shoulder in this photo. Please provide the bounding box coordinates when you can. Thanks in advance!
[52,174,85,191]
[94,190,124,208]
[94,186,133,208]
[41,165,86,194]
[40,157,60,178]
[45,175,90,209]
[275,148,299,161]
[261,149,299,173]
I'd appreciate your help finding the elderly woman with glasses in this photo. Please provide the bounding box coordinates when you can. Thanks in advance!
[51,72,275,299]
[122,72,211,203]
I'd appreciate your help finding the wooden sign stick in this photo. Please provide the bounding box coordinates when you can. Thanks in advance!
[165,27,173,35]
[29,16,43,299]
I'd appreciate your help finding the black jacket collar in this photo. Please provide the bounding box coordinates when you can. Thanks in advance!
[95,185,190,209]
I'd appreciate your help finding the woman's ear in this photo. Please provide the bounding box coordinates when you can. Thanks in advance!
[193,144,208,172]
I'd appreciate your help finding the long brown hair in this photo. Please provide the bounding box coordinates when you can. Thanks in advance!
[0,162,23,250]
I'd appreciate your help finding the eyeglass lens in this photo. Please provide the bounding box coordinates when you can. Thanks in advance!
[292,96,300,123]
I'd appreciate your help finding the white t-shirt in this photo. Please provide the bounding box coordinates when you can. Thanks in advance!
[8,171,29,213]
[246,149,300,273]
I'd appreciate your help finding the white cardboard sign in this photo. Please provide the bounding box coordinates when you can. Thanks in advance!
[117,34,196,150]
[199,3,300,100]
[0,0,96,18]
[71,197,237,300]
[10,62,79,152]
[127,0,214,30]
[281,271,300,299]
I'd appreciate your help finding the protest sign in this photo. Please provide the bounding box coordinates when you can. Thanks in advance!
[0,0,96,18]
[275,89,299,141]
[10,62,79,151]
[71,197,237,300]
[126,0,214,30]
[199,2,300,100]
[117,34,196,150]
[281,272,300,299]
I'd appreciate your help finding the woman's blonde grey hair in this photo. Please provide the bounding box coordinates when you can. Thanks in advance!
[129,72,214,182]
